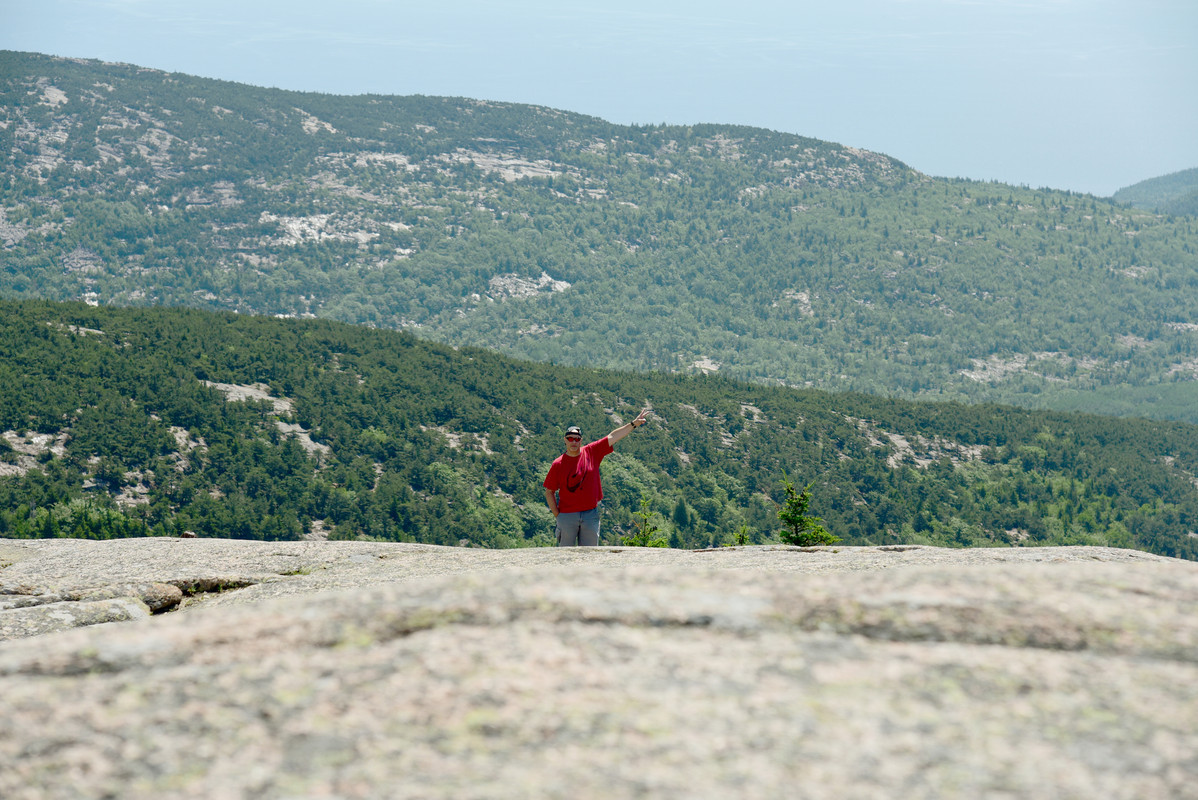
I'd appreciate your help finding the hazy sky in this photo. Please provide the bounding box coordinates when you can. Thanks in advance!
[3,0,1195,196]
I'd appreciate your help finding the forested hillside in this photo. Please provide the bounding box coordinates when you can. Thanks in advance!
[4,52,1198,422]
[1114,167,1198,217]
[2,300,1197,559]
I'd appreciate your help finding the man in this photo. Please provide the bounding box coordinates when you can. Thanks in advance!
[543,408,650,546]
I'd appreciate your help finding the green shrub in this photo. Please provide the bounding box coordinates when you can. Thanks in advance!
[777,475,839,547]
[621,498,669,547]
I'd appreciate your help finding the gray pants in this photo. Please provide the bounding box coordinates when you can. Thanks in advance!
[555,507,600,546]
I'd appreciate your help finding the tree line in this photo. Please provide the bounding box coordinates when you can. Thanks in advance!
[0,299,1195,560]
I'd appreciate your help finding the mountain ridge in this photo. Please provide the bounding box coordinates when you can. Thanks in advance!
[5,51,1198,422]
[1114,166,1198,216]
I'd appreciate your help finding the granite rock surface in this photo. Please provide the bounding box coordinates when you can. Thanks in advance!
[0,538,1195,799]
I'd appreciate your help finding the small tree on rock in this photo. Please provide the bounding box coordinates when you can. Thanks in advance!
[777,474,839,547]
[622,497,669,547]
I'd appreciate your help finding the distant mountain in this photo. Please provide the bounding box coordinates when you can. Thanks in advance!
[3,51,1198,422]
[1114,167,1198,216]
[3,299,1197,559]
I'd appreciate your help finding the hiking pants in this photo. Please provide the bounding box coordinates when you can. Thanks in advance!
[555,506,600,546]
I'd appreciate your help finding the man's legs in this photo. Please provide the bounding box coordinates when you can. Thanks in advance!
[577,506,600,546]
[555,507,601,546]
[555,511,581,546]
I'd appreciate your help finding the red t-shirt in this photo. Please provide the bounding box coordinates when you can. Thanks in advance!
[543,437,614,513]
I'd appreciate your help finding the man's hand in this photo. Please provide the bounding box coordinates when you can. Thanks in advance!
[609,407,652,445]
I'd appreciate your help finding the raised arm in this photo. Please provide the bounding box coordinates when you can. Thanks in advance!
[607,407,650,447]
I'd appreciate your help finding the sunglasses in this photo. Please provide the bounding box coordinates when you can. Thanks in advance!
[565,435,581,442]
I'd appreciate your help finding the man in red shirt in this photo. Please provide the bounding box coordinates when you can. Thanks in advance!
[543,408,650,546]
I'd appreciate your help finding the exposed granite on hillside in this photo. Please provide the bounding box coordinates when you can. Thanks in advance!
[0,539,1195,798]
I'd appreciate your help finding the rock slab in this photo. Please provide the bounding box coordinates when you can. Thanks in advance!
[0,539,1195,799]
